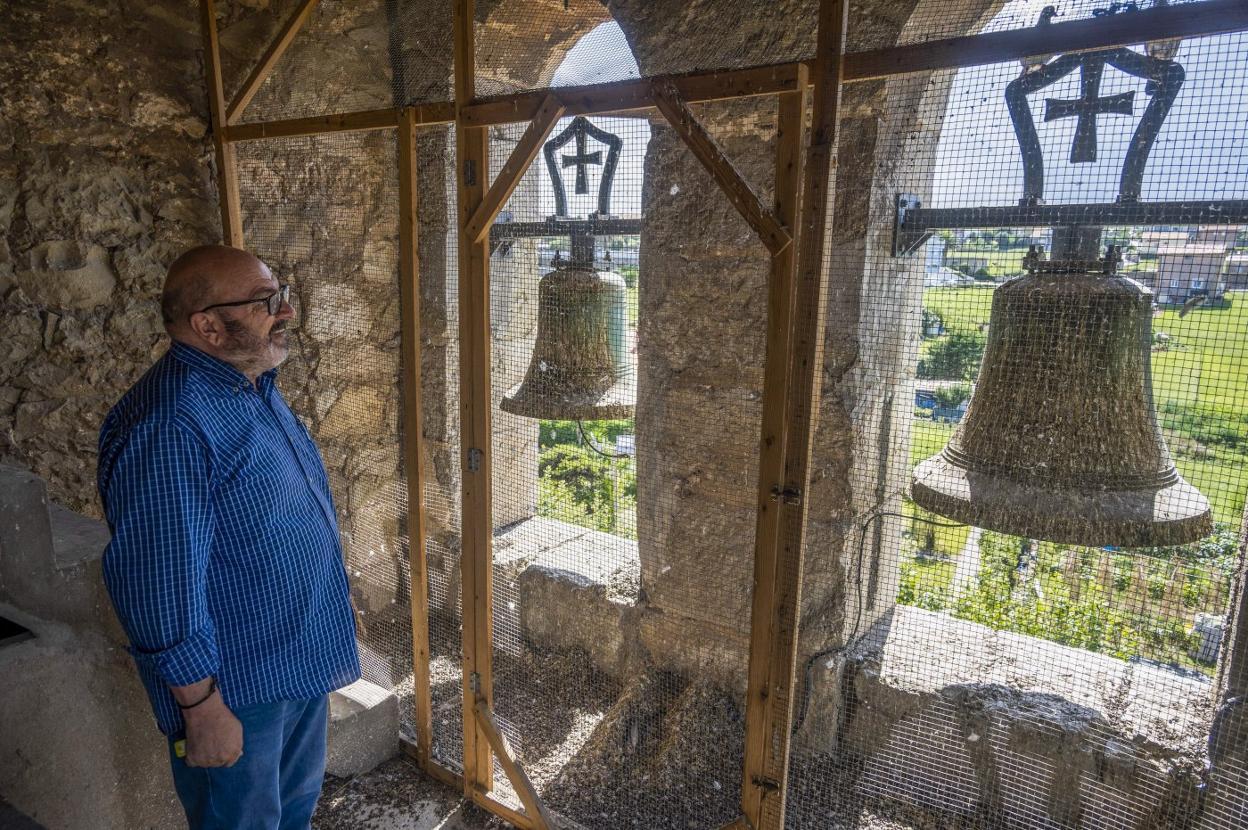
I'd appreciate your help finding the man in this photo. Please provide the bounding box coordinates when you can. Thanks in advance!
[97,245,360,829]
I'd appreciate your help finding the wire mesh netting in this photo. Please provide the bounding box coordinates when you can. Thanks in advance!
[234,127,466,769]
[223,0,1248,827]
[784,19,1248,830]
[471,0,816,99]
[222,0,454,124]
[474,96,777,824]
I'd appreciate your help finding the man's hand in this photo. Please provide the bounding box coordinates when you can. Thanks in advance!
[171,678,243,768]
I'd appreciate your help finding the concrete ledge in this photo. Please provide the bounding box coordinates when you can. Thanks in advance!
[327,679,400,778]
[493,516,641,675]
[836,605,1214,827]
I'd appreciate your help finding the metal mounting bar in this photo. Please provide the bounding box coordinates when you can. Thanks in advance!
[892,194,1248,256]
[488,217,642,241]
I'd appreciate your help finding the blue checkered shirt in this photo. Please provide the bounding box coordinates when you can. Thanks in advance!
[98,341,359,735]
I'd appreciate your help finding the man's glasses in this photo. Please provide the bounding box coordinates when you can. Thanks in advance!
[197,284,291,317]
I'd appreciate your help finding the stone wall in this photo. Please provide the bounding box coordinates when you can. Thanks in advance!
[0,0,221,515]
[0,0,995,690]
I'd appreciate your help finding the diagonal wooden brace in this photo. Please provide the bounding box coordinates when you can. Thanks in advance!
[465,93,566,245]
[472,699,556,830]
[227,0,321,125]
[650,79,793,257]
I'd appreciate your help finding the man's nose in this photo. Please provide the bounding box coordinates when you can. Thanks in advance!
[275,298,295,320]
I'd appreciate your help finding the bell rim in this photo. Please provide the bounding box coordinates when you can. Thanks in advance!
[499,371,636,421]
[911,452,1214,548]
[940,444,1181,491]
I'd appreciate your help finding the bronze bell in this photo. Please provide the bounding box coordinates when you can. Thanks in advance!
[500,258,635,421]
[911,248,1212,547]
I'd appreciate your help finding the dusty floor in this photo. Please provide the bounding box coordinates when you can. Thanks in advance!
[311,750,950,830]
[314,756,493,830]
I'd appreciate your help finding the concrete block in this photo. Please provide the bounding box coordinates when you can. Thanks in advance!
[326,679,400,778]
[0,465,121,642]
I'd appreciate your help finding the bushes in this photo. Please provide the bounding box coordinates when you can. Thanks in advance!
[918,331,986,380]
[932,383,971,410]
[897,527,1239,671]
[538,420,636,538]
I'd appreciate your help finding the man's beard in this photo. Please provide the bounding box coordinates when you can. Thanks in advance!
[221,317,290,372]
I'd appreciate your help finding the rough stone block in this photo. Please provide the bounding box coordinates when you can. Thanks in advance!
[0,465,121,642]
[326,679,400,778]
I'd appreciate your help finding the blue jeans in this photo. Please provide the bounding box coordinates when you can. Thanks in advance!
[168,696,329,830]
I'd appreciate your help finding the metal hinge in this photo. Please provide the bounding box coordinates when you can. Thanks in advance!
[470,671,481,694]
[466,447,483,473]
[464,159,477,187]
[769,484,802,506]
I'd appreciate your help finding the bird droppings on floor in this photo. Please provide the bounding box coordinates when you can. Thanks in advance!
[314,755,495,830]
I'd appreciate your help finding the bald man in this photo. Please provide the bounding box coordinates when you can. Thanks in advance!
[97,246,360,829]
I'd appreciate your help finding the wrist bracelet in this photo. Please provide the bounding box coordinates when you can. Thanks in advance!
[177,677,218,710]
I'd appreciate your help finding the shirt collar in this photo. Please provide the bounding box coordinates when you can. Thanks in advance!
[169,341,278,392]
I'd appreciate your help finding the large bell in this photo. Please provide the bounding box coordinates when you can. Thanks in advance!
[500,261,635,420]
[911,249,1212,547]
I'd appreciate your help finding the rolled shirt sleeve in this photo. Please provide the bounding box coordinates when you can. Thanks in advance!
[100,417,220,688]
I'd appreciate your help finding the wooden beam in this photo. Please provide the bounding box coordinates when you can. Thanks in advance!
[399,738,464,789]
[753,2,849,828]
[465,94,566,244]
[200,0,243,246]
[454,0,495,803]
[469,788,539,830]
[457,0,1248,127]
[473,700,555,830]
[848,0,1248,82]
[398,106,433,768]
[650,79,791,256]
[225,107,406,142]
[740,62,808,828]
[226,0,320,125]
[461,63,800,127]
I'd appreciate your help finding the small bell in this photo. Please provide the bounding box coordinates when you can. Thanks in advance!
[911,247,1212,547]
[500,256,634,421]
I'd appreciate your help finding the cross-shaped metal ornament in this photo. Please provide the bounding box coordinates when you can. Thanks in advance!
[563,127,602,196]
[543,116,623,218]
[1043,56,1135,163]
[1005,44,1185,204]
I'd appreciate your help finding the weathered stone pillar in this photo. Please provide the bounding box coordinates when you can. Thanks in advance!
[609,0,1000,720]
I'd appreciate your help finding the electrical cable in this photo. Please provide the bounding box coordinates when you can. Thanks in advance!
[791,510,969,735]
[577,420,631,458]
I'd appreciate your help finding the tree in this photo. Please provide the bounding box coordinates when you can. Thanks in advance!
[917,332,985,380]
[933,383,971,410]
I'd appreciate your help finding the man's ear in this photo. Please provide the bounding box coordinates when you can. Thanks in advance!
[188,311,225,346]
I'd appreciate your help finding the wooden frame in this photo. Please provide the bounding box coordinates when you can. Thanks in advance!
[397,105,434,768]
[650,79,792,256]
[740,59,810,829]
[226,0,321,125]
[457,0,1248,128]
[453,0,498,809]
[197,1,1248,828]
[199,0,243,246]
[464,94,566,244]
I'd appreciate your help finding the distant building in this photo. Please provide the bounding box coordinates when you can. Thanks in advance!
[1225,253,1248,289]
[1138,231,1192,256]
[1193,226,1243,248]
[1154,245,1228,304]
